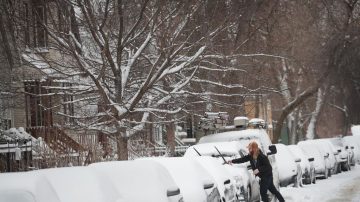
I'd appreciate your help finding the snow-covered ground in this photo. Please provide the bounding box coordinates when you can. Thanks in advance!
[281,165,360,202]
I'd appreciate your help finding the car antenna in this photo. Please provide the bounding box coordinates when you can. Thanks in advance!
[193,147,202,156]
[214,146,227,164]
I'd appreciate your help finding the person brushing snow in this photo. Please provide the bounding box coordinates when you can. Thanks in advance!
[227,141,285,202]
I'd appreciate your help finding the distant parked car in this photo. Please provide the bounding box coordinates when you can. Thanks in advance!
[274,144,302,187]
[184,141,260,202]
[287,145,316,184]
[139,157,221,202]
[298,141,330,179]
[342,136,360,165]
[328,138,351,171]
[312,139,339,175]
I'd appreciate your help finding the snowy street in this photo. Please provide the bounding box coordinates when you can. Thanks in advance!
[281,166,360,202]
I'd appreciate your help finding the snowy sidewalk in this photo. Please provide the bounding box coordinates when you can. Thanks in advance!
[280,166,360,202]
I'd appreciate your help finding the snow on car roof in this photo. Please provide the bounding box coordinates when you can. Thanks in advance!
[38,166,121,202]
[198,129,271,146]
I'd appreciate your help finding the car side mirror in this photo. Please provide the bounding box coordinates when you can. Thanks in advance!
[295,158,301,163]
[167,187,181,197]
[308,157,314,162]
[203,182,214,189]
[224,179,231,185]
[268,145,277,155]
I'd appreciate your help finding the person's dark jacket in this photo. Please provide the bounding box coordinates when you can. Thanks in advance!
[231,151,272,179]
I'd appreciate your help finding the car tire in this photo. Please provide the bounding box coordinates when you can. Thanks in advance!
[342,162,350,171]
[303,175,311,185]
[240,186,251,202]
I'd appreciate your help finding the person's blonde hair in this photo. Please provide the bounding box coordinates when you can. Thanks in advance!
[247,141,260,156]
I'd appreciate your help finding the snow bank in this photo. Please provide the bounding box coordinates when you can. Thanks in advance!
[351,125,360,136]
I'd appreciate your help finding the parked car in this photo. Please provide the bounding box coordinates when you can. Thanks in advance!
[0,172,61,202]
[328,137,351,171]
[298,141,330,179]
[198,124,280,202]
[0,161,185,202]
[342,136,360,165]
[287,145,316,184]
[312,139,339,175]
[89,161,184,202]
[184,141,260,202]
[274,144,302,187]
[191,156,237,202]
[140,157,221,202]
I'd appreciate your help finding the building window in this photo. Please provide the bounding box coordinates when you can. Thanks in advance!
[24,81,52,127]
[34,5,47,47]
[62,83,74,124]
[23,3,30,46]
[0,119,12,130]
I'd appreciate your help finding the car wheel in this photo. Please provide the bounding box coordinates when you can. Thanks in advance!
[303,175,311,185]
[342,162,350,171]
[240,186,251,202]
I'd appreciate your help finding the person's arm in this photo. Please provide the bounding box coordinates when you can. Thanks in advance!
[231,154,251,164]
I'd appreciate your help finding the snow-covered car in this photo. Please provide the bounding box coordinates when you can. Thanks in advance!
[198,127,280,202]
[191,156,237,202]
[184,141,260,202]
[1,161,184,202]
[328,137,351,171]
[298,141,330,179]
[89,161,184,202]
[274,144,302,187]
[312,139,339,175]
[342,136,360,165]
[287,144,316,184]
[0,172,61,202]
[139,157,221,202]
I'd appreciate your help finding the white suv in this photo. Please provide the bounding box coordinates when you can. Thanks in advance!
[198,127,280,202]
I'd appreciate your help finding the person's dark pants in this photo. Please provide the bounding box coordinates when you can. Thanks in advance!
[260,176,285,202]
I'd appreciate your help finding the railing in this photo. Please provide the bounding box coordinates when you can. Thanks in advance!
[26,126,85,155]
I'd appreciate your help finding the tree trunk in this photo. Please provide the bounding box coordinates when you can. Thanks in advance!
[166,123,175,157]
[116,135,128,160]
[273,86,319,143]
[306,88,325,140]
